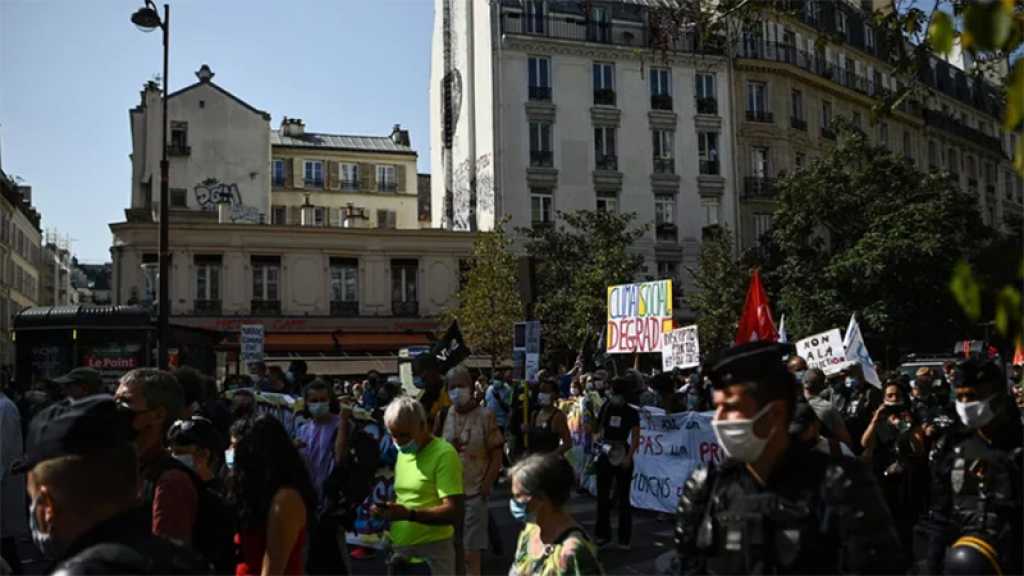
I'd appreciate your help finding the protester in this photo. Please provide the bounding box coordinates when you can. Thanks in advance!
[114,368,197,545]
[264,366,289,394]
[526,376,571,456]
[674,341,905,574]
[413,354,452,430]
[13,396,208,574]
[508,453,603,576]
[287,360,310,392]
[231,415,316,576]
[295,379,343,503]
[378,396,464,575]
[787,355,808,378]
[231,389,257,422]
[441,365,504,576]
[249,361,270,390]
[801,368,854,448]
[0,378,27,572]
[485,374,513,432]
[361,370,383,410]
[594,377,640,549]
[789,399,854,457]
[166,415,235,573]
[51,367,103,401]
[652,372,686,413]
[830,364,880,452]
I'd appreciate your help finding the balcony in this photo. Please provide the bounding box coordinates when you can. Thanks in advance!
[304,178,324,188]
[651,94,673,111]
[922,109,1005,156]
[596,154,618,171]
[251,300,281,315]
[530,150,553,167]
[656,223,678,243]
[341,179,359,191]
[653,157,675,174]
[167,144,191,157]
[746,110,773,123]
[821,127,836,140]
[699,160,720,175]
[378,181,398,193]
[594,88,617,107]
[790,117,807,131]
[696,97,718,115]
[331,300,359,317]
[529,86,552,102]
[193,299,221,315]
[744,177,777,199]
[392,300,419,317]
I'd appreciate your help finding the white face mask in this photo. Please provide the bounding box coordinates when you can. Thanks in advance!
[538,393,553,407]
[956,396,995,429]
[173,453,196,471]
[712,403,775,464]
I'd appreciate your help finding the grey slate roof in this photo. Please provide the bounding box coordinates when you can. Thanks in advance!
[271,130,416,155]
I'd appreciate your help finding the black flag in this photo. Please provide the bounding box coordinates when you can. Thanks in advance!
[432,320,471,373]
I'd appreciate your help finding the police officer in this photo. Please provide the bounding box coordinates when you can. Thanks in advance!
[674,341,905,574]
[11,396,208,575]
[927,358,1022,575]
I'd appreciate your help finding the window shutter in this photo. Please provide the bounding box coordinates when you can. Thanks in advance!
[327,206,337,227]
[329,161,341,190]
[376,209,387,229]
[361,163,374,192]
[323,160,331,190]
[388,210,397,229]
[292,158,304,189]
[397,165,407,193]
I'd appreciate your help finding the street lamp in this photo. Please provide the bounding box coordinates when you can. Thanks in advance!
[132,0,171,369]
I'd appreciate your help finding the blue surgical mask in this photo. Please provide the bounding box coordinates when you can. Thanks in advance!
[394,439,420,454]
[224,448,235,470]
[845,377,857,389]
[308,401,330,417]
[30,496,59,557]
[509,497,532,522]
[413,376,426,389]
[794,370,807,383]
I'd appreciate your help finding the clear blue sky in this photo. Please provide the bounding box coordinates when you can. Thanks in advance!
[0,0,434,263]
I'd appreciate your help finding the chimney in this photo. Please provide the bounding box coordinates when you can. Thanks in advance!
[300,195,316,226]
[281,117,305,137]
[196,64,215,83]
[390,123,410,147]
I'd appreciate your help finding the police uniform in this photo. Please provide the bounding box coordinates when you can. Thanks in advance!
[673,342,905,575]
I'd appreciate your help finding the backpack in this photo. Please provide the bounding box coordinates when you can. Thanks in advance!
[322,419,380,531]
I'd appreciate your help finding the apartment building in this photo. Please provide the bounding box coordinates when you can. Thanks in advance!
[0,171,41,365]
[38,230,76,307]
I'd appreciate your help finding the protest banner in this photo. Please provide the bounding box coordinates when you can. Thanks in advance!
[796,328,851,375]
[629,409,720,513]
[240,324,264,369]
[606,279,674,354]
[662,325,700,371]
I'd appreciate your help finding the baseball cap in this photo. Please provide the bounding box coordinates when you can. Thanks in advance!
[705,341,796,390]
[51,367,102,391]
[11,395,136,474]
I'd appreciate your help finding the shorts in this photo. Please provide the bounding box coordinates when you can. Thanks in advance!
[463,494,489,551]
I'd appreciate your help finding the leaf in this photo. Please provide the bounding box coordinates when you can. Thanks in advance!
[1016,142,1024,178]
[994,285,1022,338]
[949,260,982,321]
[961,1,1012,51]
[929,11,955,55]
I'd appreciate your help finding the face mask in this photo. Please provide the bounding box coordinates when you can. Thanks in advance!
[224,449,235,470]
[448,388,468,407]
[394,439,420,455]
[845,377,857,389]
[413,376,426,390]
[173,453,196,471]
[509,498,532,522]
[794,370,806,383]
[30,495,59,557]
[956,396,995,429]
[308,401,330,417]
[712,403,774,464]
[537,393,552,407]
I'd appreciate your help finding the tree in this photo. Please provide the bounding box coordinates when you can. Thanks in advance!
[519,210,647,364]
[685,225,748,358]
[446,223,524,366]
[770,121,994,357]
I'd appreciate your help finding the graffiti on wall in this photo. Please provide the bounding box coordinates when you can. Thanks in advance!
[193,178,260,223]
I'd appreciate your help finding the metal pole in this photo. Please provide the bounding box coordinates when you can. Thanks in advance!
[158,3,170,369]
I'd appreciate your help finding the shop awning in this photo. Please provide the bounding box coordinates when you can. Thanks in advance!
[218,331,432,354]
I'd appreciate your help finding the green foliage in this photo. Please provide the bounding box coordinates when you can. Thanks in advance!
[519,210,647,362]
[685,225,747,358]
[771,122,994,353]
[446,223,524,364]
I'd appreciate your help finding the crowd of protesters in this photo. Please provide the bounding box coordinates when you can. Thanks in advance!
[0,345,1020,575]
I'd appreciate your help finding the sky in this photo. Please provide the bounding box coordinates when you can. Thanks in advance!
[0,0,435,263]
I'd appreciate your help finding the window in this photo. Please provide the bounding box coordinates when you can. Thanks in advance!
[170,121,188,153]
[329,258,359,304]
[529,122,553,166]
[593,62,615,104]
[377,165,397,192]
[751,146,769,178]
[903,131,912,159]
[528,56,551,101]
[525,0,544,34]
[377,209,397,229]
[791,90,803,120]
[657,260,679,284]
[746,81,769,121]
[795,152,806,169]
[695,72,717,113]
[698,131,719,175]
[650,68,671,96]
[879,122,889,147]
[271,205,287,225]
[865,24,875,50]
[314,206,327,226]
[531,189,553,225]
[653,130,674,174]
[596,193,618,213]
[929,140,939,167]
[753,213,773,240]
[252,257,280,302]
[194,256,221,303]
[804,0,820,23]
[836,11,847,38]
[948,148,959,174]
[341,163,359,190]
[170,188,187,208]
[655,195,676,237]
[304,160,324,187]
[594,126,617,170]
[272,159,285,186]
[391,260,418,304]
[821,100,833,137]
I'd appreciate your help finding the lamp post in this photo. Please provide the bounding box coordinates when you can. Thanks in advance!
[132,1,170,369]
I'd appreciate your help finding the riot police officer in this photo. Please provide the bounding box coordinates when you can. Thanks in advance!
[674,341,905,574]
[926,358,1022,575]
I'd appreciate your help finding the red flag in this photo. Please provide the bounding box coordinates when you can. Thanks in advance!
[735,269,778,345]
[1013,338,1023,366]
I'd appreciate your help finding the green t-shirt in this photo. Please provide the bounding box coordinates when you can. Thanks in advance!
[391,436,464,547]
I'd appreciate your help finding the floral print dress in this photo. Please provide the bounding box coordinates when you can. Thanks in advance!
[509,524,604,576]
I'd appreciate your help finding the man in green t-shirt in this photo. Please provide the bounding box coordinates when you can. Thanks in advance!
[376,396,464,575]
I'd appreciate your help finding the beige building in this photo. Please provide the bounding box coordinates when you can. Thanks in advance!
[733,1,1022,249]
[270,119,419,230]
[0,171,42,365]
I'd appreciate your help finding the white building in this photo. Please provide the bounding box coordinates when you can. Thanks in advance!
[130,64,271,223]
[430,0,738,306]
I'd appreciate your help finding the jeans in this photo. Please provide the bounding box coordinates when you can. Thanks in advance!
[595,455,633,545]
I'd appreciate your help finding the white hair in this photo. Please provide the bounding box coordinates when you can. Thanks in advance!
[446,364,472,387]
[383,395,427,432]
